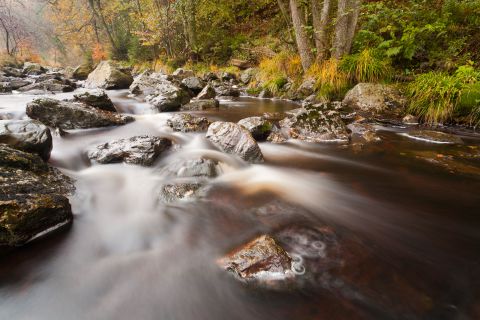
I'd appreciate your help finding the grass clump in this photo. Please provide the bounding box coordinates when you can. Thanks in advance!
[407,64,480,125]
[341,49,393,83]
[306,58,350,99]
[256,51,303,94]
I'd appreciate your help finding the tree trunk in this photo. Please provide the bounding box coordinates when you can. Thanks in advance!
[344,0,361,54]
[311,0,332,61]
[277,0,291,25]
[88,0,118,52]
[332,0,349,59]
[289,0,314,70]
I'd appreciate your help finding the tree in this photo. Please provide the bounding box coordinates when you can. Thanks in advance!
[289,0,314,70]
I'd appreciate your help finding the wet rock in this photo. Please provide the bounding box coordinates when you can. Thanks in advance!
[296,78,316,98]
[129,71,168,96]
[238,116,273,141]
[73,90,116,112]
[71,63,94,80]
[403,114,419,125]
[279,104,349,143]
[87,135,171,166]
[145,80,191,112]
[2,67,24,78]
[203,72,218,82]
[0,120,52,161]
[219,72,237,82]
[0,78,31,92]
[347,122,381,143]
[240,68,256,84]
[158,183,205,203]
[258,89,273,99]
[217,235,293,280]
[26,98,134,130]
[401,130,463,144]
[196,84,216,100]
[0,145,74,248]
[17,79,75,93]
[85,61,134,90]
[166,158,221,179]
[23,62,46,75]
[206,122,264,163]
[343,83,406,116]
[172,68,194,79]
[167,113,210,132]
[267,131,288,144]
[182,76,205,94]
[215,85,240,97]
[181,99,219,111]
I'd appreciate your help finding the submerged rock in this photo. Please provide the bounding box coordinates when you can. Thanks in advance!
[181,99,219,111]
[74,90,116,112]
[343,83,406,116]
[158,183,205,203]
[238,116,273,141]
[166,158,221,179]
[0,120,52,161]
[26,98,133,130]
[217,235,293,280]
[0,145,74,248]
[280,104,349,143]
[167,113,210,132]
[87,135,172,166]
[85,61,133,89]
[206,122,264,163]
[347,122,381,143]
[401,130,463,144]
[402,114,419,125]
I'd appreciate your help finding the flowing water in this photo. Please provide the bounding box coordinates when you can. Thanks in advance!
[1,90,480,320]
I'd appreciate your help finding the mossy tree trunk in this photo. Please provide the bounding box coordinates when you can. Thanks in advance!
[289,0,314,71]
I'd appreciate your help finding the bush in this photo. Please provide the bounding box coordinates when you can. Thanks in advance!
[341,49,393,83]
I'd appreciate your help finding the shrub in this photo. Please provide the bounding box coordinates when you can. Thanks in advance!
[341,49,393,83]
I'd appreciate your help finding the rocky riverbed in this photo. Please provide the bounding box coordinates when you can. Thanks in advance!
[0,61,480,320]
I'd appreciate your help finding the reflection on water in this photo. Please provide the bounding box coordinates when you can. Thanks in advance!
[1,92,480,320]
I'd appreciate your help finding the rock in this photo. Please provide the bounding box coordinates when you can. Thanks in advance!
[296,78,316,98]
[238,116,273,141]
[403,114,419,125]
[0,120,53,161]
[2,67,24,78]
[85,61,134,89]
[26,98,134,130]
[17,79,75,93]
[258,89,273,99]
[206,122,264,163]
[219,72,237,82]
[0,78,31,92]
[182,76,205,94]
[23,62,46,75]
[87,135,171,166]
[172,68,194,79]
[215,85,240,97]
[196,84,216,100]
[167,113,211,132]
[72,63,93,80]
[401,130,463,144]
[203,72,218,82]
[217,235,293,281]
[145,80,191,112]
[158,183,205,203]
[0,145,74,247]
[129,71,168,96]
[181,99,220,111]
[280,104,349,143]
[230,59,252,70]
[165,158,220,179]
[240,68,256,84]
[347,122,381,143]
[343,83,407,116]
[267,131,288,144]
[74,90,116,112]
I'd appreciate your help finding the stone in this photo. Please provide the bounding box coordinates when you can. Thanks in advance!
[145,80,191,112]
[267,131,288,144]
[2,67,24,78]
[258,89,273,99]
[230,59,252,70]
[172,68,194,79]
[72,63,94,80]
[403,114,419,125]
[129,71,168,96]
[182,76,206,94]
[17,79,75,93]
[217,235,293,280]
[167,113,211,132]
[87,135,172,166]
[26,98,134,130]
[238,116,273,141]
[203,72,218,82]
[206,122,264,163]
[196,84,216,100]
[165,158,220,179]
[73,90,116,112]
[85,61,134,89]
[0,145,74,248]
[0,78,31,92]
[401,130,463,144]
[23,62,46,75]
[158,183,205,203]
[0,120,53,161]
[347,122,381,143]
[279,104,349,143]
[181,99,220,111]
[215,85,240,97]
[296,78,316,98]
[343,83,407,116]
[240,68,256,84]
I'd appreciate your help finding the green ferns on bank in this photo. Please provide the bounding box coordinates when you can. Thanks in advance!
[408,64,480,126]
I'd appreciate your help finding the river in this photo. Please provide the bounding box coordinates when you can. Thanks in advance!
[1,89,479,319]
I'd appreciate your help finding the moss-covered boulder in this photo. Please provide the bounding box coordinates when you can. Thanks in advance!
[238,116,273,141]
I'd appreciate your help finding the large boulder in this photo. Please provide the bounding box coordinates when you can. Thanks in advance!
[343,83,407,116]
[73,90,116,112]
[26,98,134,130]
[145,80,191,112]
[206,122,264,163]
[182,76,206,94]
[17,79,75,93]
[87,135,172,166]
[71,63,94,80]
[238,116,273,141]
[85,61,134,89]
[217,235,293,281]
[215,84,240,97]
[0,120,52,161]
[0,78,31,92]
[0,145,74,248]
[129,71,168,96]
[196,84,216,100]
[23,62,46,75]
[181,99,219,111]
[279,104,349,143]
[2,67,24,78]
[167,113,210,132]
[240,68,256,85]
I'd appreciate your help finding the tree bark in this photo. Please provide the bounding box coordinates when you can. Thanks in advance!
[332,0,349,59]
[344,0,361,54]
[277,0,291,25]
[311,0,332,61]
[289,0,314,70]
